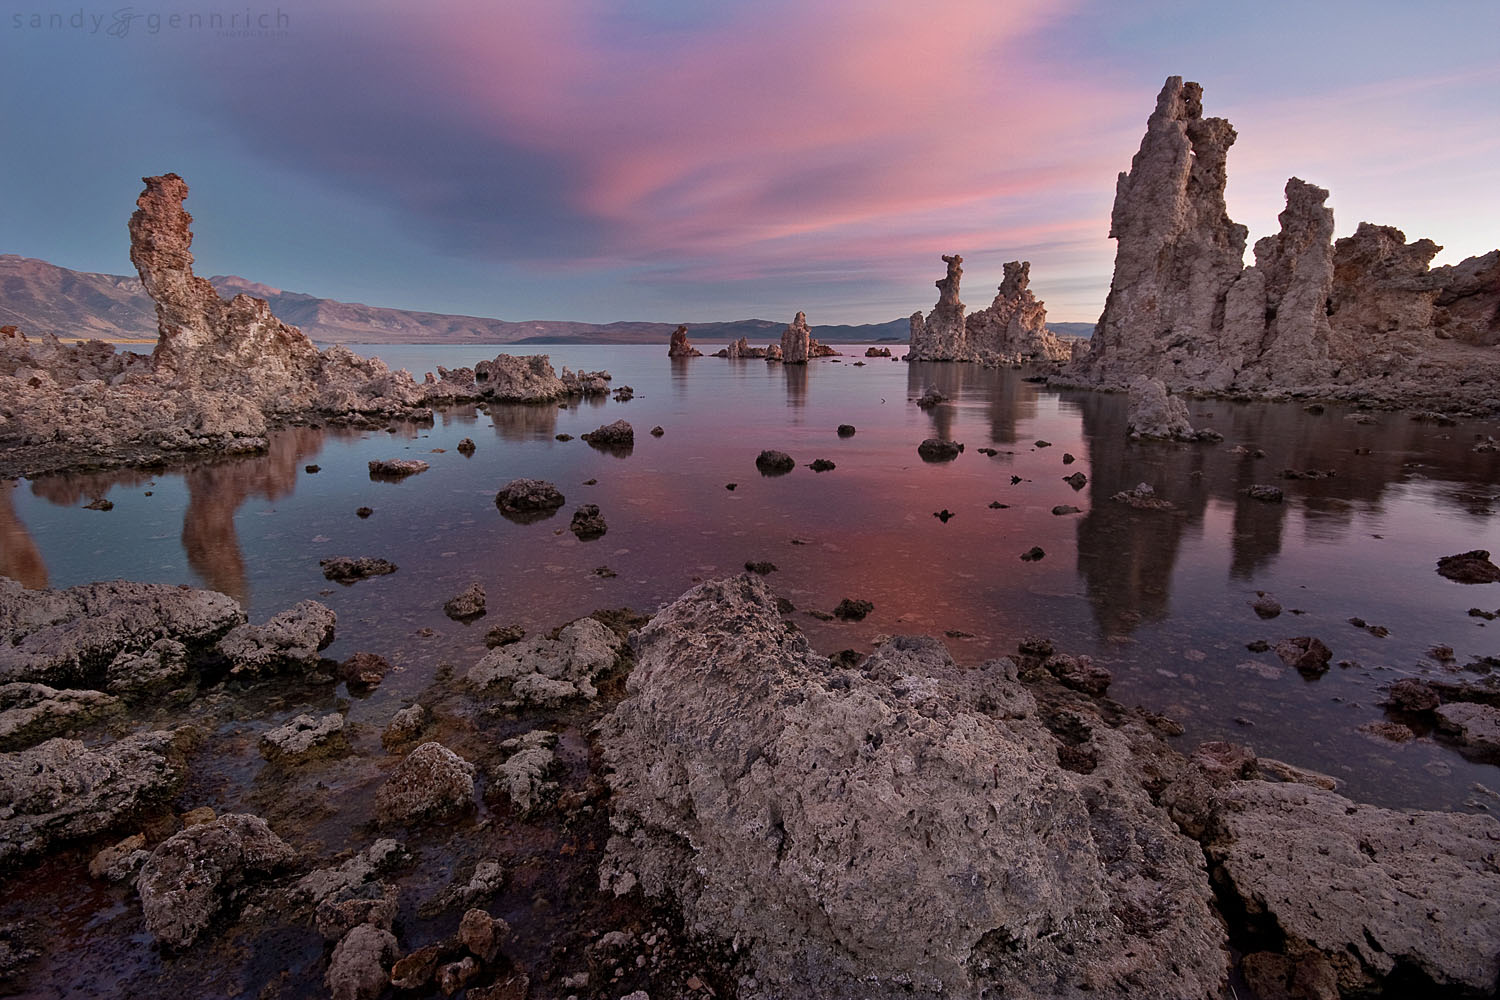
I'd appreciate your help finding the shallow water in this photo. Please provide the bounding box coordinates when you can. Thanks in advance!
[6,343,1500,813]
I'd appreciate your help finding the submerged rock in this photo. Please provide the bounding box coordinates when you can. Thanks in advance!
[381,704,426,751]
[320,557,397,583]
[1109,482,1174,510]
[366,458,428,480]
[137,813,295,948]
[443,582,487,621]
[0,683,122,751]
[598,576,1226,999]
[259,713,348,764]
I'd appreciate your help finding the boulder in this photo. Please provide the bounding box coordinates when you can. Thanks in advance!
[217,600,336,676]
[467,617,623,706]
[0,682,122,751]
[569,504,608,540]
[581,420,634,451]
[1125,377,1195,440]
[917,438,962,462]
[443,582,487,620]
[755,449,795,475]
[495,478,565,519]
[326,923,398,1000]
[491,730,559,817]
[1437,550,1500,584]
[375,742,475,826]
[367,458,428,480]
[259,713,348,764]
[320,557,398,583]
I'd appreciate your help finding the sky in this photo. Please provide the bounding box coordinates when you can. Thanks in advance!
[2,0,1497,325]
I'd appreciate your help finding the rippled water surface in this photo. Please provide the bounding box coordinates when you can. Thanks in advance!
[7,344,1500,812]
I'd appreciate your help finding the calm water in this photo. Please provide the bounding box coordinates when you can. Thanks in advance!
[5,343,1500,811]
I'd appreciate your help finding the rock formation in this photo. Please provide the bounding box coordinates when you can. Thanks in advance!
[779,312,811,364]
[1066,77,1500,411]
[966,261,1070,362]
[907,254,976,361]
[667,325,702,358]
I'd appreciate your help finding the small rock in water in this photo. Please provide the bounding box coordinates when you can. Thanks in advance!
[594,566,617,578]
[555,433,573,442]
[1020,546,1045,562]
[832,598,873,621]
[1436,550,1500,584]
[1062,453,1076,464]
[744,561,777,575]
[444,582,487,620]
[977,447,998,456]
[484,624,526,648]
[915,388,946,409]
[917,438,962,462]
[933,509,956,522]
[495,479,566,520]
[1241,485,1285,503]
[1010,475,1023,485]
[989,501,1009,509]
[1063,472,1087,490]
[340,651,390,689]
[569,504,608,540]
[305,464,320,474]
[649,425,664,437]
[456,437,476,455]
[367,459,429,481]
[83,497,113,511]
[1051,504,1081,516]
[1274,636,1333,676]
[581,420,634,451]
[836,424,856,437]
[321,556,398,583]
[355,507,373,518]
[756,450,795,475]
[808,458,836,472]
[725,483,738,491]
[1034,440,1052,448]
[1250,592,1282,619]
[1246,639,1270,653]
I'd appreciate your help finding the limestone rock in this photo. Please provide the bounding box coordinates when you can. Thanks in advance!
[569,504,607,540]
[0,732,184,868]
[1435,702,1500,757]
[780,312,811,364]
[375,742,475,826]
[1432,249,1500,346]
[259,713,348,764]
[907,255,977,362]
[599,576,1227,999]
[0,577,243,688]
[725,337,767,360]
[367,458,428,480]
[581,420,634,451]
[560,366,613,396]
[667,325,702,358]
[966,262,1070,362]
[137,813,295,948]
[0,683,122,751]
[104,638,190,698]
[755,449,795,475]
[471,353,568,402]
[1126,377,1195,440]
[467,617,623,706]
[443,582,487,621]
[320,556,398,583]
[218,600,336,677]
[326,923,398,1000]
[290,839,407,907]
[494,478,565,520]
[339,651,389,689]
[381,704,426,750]
[491,730,559,817]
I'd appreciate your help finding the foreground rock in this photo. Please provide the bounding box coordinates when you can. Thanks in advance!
[599,576,1227,999]
[375,742,475,826]
[138,813,295,948]
[1,731,185,868]
[217,600,336,676]
[443,582,487,621]
[319,557,397,583]
[1437,549,1500,584]
[259,713,348,764]
[467,617,623,706]
[581,420,634,451]
[366,459,428,480]
[0,683,122,751]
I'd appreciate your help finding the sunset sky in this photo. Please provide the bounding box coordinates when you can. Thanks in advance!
[4,0,1497,325]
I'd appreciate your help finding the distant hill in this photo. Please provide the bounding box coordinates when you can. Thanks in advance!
[1048,322,1094,339]
[0,255,915,345]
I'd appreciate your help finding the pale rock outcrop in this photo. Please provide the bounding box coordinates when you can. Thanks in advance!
[104,638,190,698]
[780,312,811,364]
[765,342,784,361]
[137,812,295,948]
[599,576,1227,999]
[0,731,185,868]
[1125,377,1196,440]
[0,577,243,688]
[326,923,399,1000]
[375,742,475,826]
[560,366,612,397]
[966,261,1070,362]
[0,682,122,751]
[667,325,702,358]
[467,617,623,706]
[907,255,977,362]
[491,730,559,816]
[1432,249,1500,346]
[259,712,348,764]
[217,600,336,677]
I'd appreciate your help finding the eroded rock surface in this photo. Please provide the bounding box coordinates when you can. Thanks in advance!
[966,262,1070,363]
[375,742,475,826]
[217,600,335,676]
[780,312,811,365]
[667,325,701,359]
[599,576,1227,999]
[0,683,122,751]
[907,255,977,362]
[467,618,623,706]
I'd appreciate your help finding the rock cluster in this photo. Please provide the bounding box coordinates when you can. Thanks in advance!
[1066,77,1500,411]
[966,261,1071,362]
[467,617,623,706]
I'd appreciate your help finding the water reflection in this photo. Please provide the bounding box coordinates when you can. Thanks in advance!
[0,482,46,588]
[905,362,1039,444]
[488,401,559,441]
[783,363,808,408]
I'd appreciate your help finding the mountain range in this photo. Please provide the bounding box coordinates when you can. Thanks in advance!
[0,254,1093,345]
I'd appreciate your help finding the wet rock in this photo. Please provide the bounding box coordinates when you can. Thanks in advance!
[832,597,873,621]
[569,504,608,540]
[105,638,190,698]
[594,565,617,579]
[1062,452,1076,464]
[933,509,955,522]
[375,742,475,827]
[836,424,856,437]
[599,576,1226,999]
[484,624,526,649]
[291,839,407,908]
[907,255,977,361]
[492,730,559,817]
[1382,678,1440,712]
[367,458,428,480]
[916,438,962,462]
[390,945,443,990]
[1126,377,1199,440]
[1046,653,1112,695]
[1051,504,1082,516]
[326,923,399,1000]
[1207,779,1500,995]
[649,425,663,436]
[612,385,635,402]
[0,731,184,868]
[808,458,835,472]
[89,832,150,884]
[137,813,295,948]
[456,437,476,455]
[1020,546,1045,561]
[915,388,946,409]
[667,325,702,359]
[1250,592,1282,619]
[780,312,811,364]
[467,617,624,706]
[437,956,480,994]
[581,420,635,451]
[0,578,243,688]
[495,478,566,520]
[259,713,348,764]
[340,651,389,690]
[320,556,398,583]
[755,450,795,475]
[864,346,892,357]
[315,881,399,942]
[1435,702,1500,757]
[419,859,507,917]
[1034,439,1052,448]
[0,683,122,751]
[381,704,426,751]
[1062,471,1087,490]
[743,561,777,575]
[560,366,613,398]
[82,497,113,511]
[443,582,487,621]
[458,907,509,964]
[355,507,373,518]
[1241,485,1285,503]
[1358,721,1415,744]
[1436,549,1500,584]
[1109,482,1175,510]
[1274,637,1332,676]
[218,600,336,676]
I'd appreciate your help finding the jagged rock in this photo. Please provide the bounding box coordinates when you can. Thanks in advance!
[218,600,335,676]
[808,338,839,358]
[0,683,122,751]
[907,255,977,362]
[0,578,243,688]
[865,346,892,357]
[320,556,397,583]
[104,638,190,697]
[832,597,873,620]
[491,730,559,817]
[569,504,607,540]
[494,478,565,520]
[484,624,526,648]
[0,732,184,868]
[1207,780,1500,994]
[315,881,399,942]
[1432,249,1500,346]
[765,342,784,361]
[290,839,407,907]
[581,420,634,451]
[915,388,946,408]
[598,577,1227,999]
[375,742,475,826]
[137,813,295,948]
[381,704,426,750]
[1274,637,1332,676]
[780,312,811,364]
[1126,377,1194,440]
[1382,678,1440,713]
[458,908,509,964]
[667,325,702,358]
[340,651,389,689]
[613,384,634,402]
[367,458,428,480]
[419,859,507,917]
[1437,550,1500,584]
[561,366,612,397]
[443,583,487,621]
[1241,484,1284,503]
[456,437,476,455]
[755,449,795,475]
[916,438,962,462]
[326,923,399,1000]
[966,262,1070,362]
[259,713,348,764]
[1063,472,1087,490]
[437,956,480,994]
[1435,702,1500,757]
[470,354,569,402]
[89,832,151,884]
[467,617,623,706]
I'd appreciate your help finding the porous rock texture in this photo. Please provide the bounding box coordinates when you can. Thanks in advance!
[375,742,475,826]
[1065,78,1500,411]
[0,577,243,688]
[0,682,122,751]
[907,254,977,362]
[966,262,1070,363]
[137,812,295,948]
[467,617,623,706]
[667,325,702,358]
[217,600,336,676]
[1125,377,1195,440]
[598,575,1228,1000]
[780,312,812,364]
[0,731,185,868]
